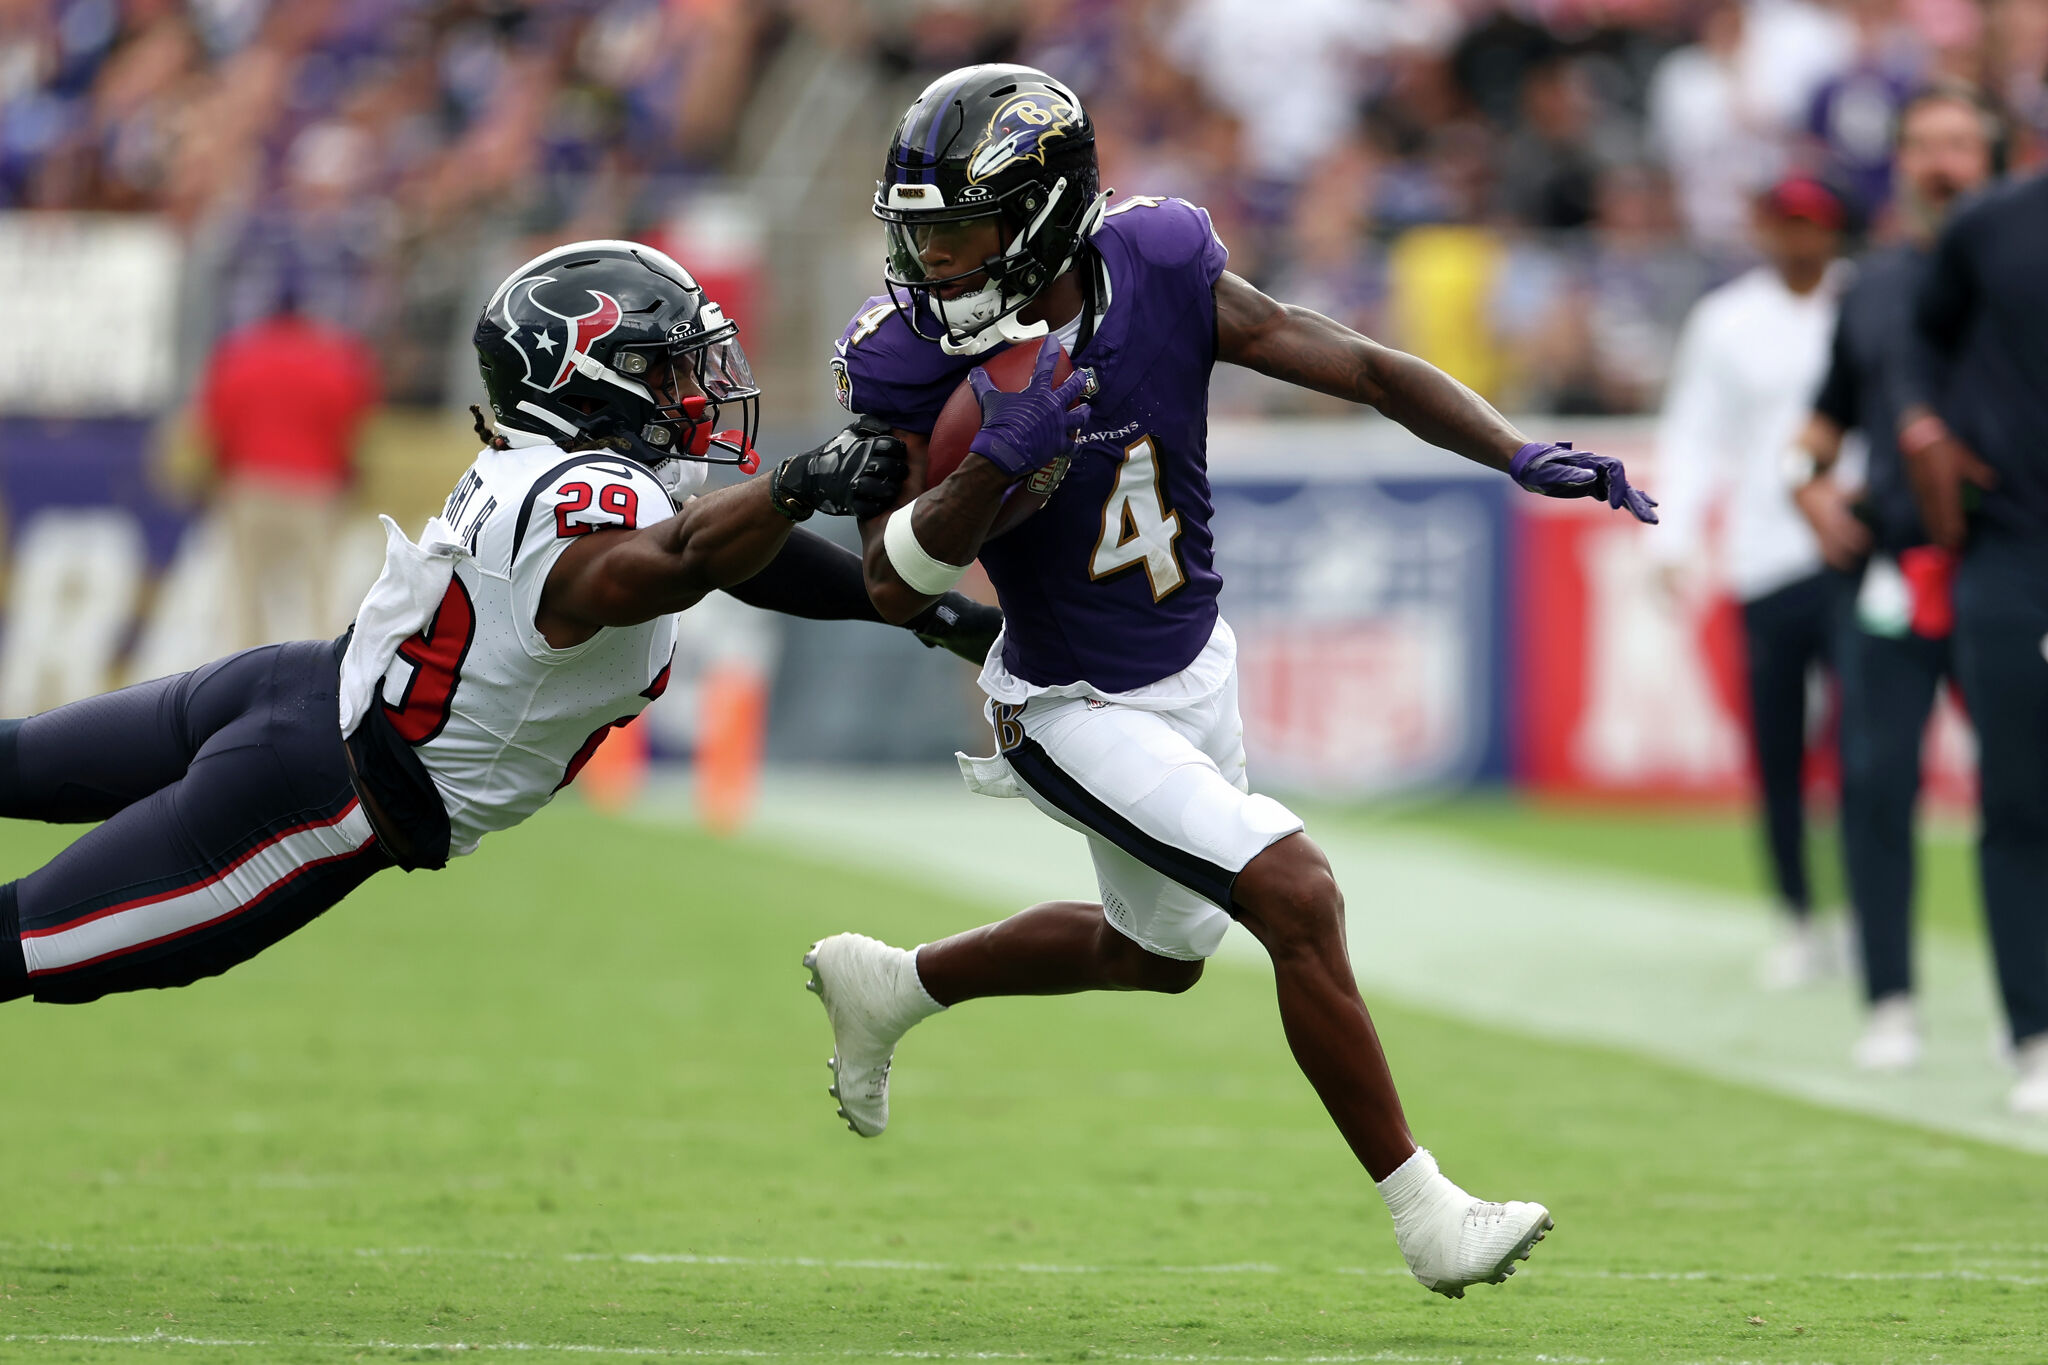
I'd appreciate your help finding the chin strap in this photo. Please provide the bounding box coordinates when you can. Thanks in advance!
[937,188,1112,358]
[943,310,1048,357]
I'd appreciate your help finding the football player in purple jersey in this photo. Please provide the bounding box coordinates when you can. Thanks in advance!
[802,65,1657,1298]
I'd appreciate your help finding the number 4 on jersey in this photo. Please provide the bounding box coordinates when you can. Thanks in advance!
[1090,435,1184,600]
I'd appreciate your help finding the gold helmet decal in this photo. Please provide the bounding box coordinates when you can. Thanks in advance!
[966,94,1080,185]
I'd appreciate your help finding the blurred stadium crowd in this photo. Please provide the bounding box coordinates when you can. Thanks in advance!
[6,0,2045,418]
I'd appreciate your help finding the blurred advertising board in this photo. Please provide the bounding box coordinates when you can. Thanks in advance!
[1209,420,1510,796]
[1511,419,1975,808]
[0,214,198,712]
[0,215,180,417]
[1515,479,1752,799]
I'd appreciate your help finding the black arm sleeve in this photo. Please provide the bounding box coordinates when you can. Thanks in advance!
[1812,307,1859,430]
[719,523,1000,659]
[719,525,884,622]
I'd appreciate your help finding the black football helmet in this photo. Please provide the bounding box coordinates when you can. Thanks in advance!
[874,64,1107,356]
[472,240,760,477]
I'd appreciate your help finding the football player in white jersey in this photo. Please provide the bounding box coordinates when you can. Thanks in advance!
[0,240,972,1005]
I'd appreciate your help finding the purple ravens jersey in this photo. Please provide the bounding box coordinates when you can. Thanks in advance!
[834,195,1229,693]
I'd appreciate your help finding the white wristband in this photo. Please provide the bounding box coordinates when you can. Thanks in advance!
[884,503,968,596]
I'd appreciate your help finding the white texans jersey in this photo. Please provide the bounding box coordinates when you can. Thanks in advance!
[375,443,687,856]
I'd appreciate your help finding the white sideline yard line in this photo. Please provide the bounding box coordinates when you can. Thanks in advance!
[10,1240,2040,1285]
[0,1336,1942,1365]
[0,1341,1543,1365]
[637,770,2048,1158]
[0,1338,1472,1364]
[0,1333,1596,1364]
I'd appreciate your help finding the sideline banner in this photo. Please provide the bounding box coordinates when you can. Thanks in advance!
[0,215,194,711]
[1509,420,1975,808]
[1515,492,1752,799]
[1210,421,1509,795]
[0,215,179,416]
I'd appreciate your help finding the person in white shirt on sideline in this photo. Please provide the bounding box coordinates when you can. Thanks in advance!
[1650,176,1852,989]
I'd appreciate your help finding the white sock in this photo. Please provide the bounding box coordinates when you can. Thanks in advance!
[905,944,947,1019]
[1376,1148,1468,1239]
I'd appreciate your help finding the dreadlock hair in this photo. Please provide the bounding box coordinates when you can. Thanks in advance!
[470,404,512,451]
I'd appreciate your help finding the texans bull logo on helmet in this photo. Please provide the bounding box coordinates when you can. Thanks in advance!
[500,275,624,393]
[966,94,1080,185]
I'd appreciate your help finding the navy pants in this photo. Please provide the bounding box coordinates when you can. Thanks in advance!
[1836,615,1950,1004]
[1741,571,1845,916]
[0,641,390,1005]
[1953,537,2048,1045]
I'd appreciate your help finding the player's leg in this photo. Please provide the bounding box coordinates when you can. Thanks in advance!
[1226,832,1410,1173]
[2,641,390,1005]
[0,665,226,824]
[805,884,1199,1138]
[1837,624,1943,1067]
[809,687,1332,1099]
[1950,544,2048,1111]
[1226,829,1549,1295]
[1183,652,1548,1293]
[915,895,1204,1000]
[1741,576,1826,985]
[806,691,1265,1135]
[805,678,1547,1295]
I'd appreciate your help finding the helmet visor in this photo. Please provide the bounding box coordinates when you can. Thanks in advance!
[689,333,759,403]
[615,329,762,470]
[882,213,1004,290]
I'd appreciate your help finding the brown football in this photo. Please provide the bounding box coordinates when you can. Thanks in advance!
[923,338,1077,541]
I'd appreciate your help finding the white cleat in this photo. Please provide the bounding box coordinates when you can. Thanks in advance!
[1379,1149,1552,1299]
[2009,1035,2048,1117]
[802,932,942,1138]
[1851,995,1922,1072]
[1402,1198,1554,1299]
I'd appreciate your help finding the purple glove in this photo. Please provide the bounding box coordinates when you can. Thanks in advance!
[966,338,1095,480]
[1509,441,1659,524]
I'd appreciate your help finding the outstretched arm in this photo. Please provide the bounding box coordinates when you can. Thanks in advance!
[726,525,889,622]
[1214,272,1655,521]
[538,431,908,649]
[723,523,1004,663]
[1214,271,1525,469]
[538,477,797,648]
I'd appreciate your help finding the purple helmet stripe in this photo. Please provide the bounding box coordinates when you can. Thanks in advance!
[894,105,925,183]
[893,75,970,187]
[921,75,974,167]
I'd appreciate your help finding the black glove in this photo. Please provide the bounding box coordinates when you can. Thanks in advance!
[906,592,1002,664]
[771,416,909,521]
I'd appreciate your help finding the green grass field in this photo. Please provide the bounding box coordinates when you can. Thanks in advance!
[1,793,2039,1364]
[1371,794,1980,941]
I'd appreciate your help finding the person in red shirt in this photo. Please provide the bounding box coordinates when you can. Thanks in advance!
[198,296,380,648]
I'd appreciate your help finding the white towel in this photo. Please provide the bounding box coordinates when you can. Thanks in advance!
[339,514,471,738]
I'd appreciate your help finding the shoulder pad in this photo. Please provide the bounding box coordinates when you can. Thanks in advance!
[1095,195,1229,276]
[831,295,974,434]
[508,452,670,565]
